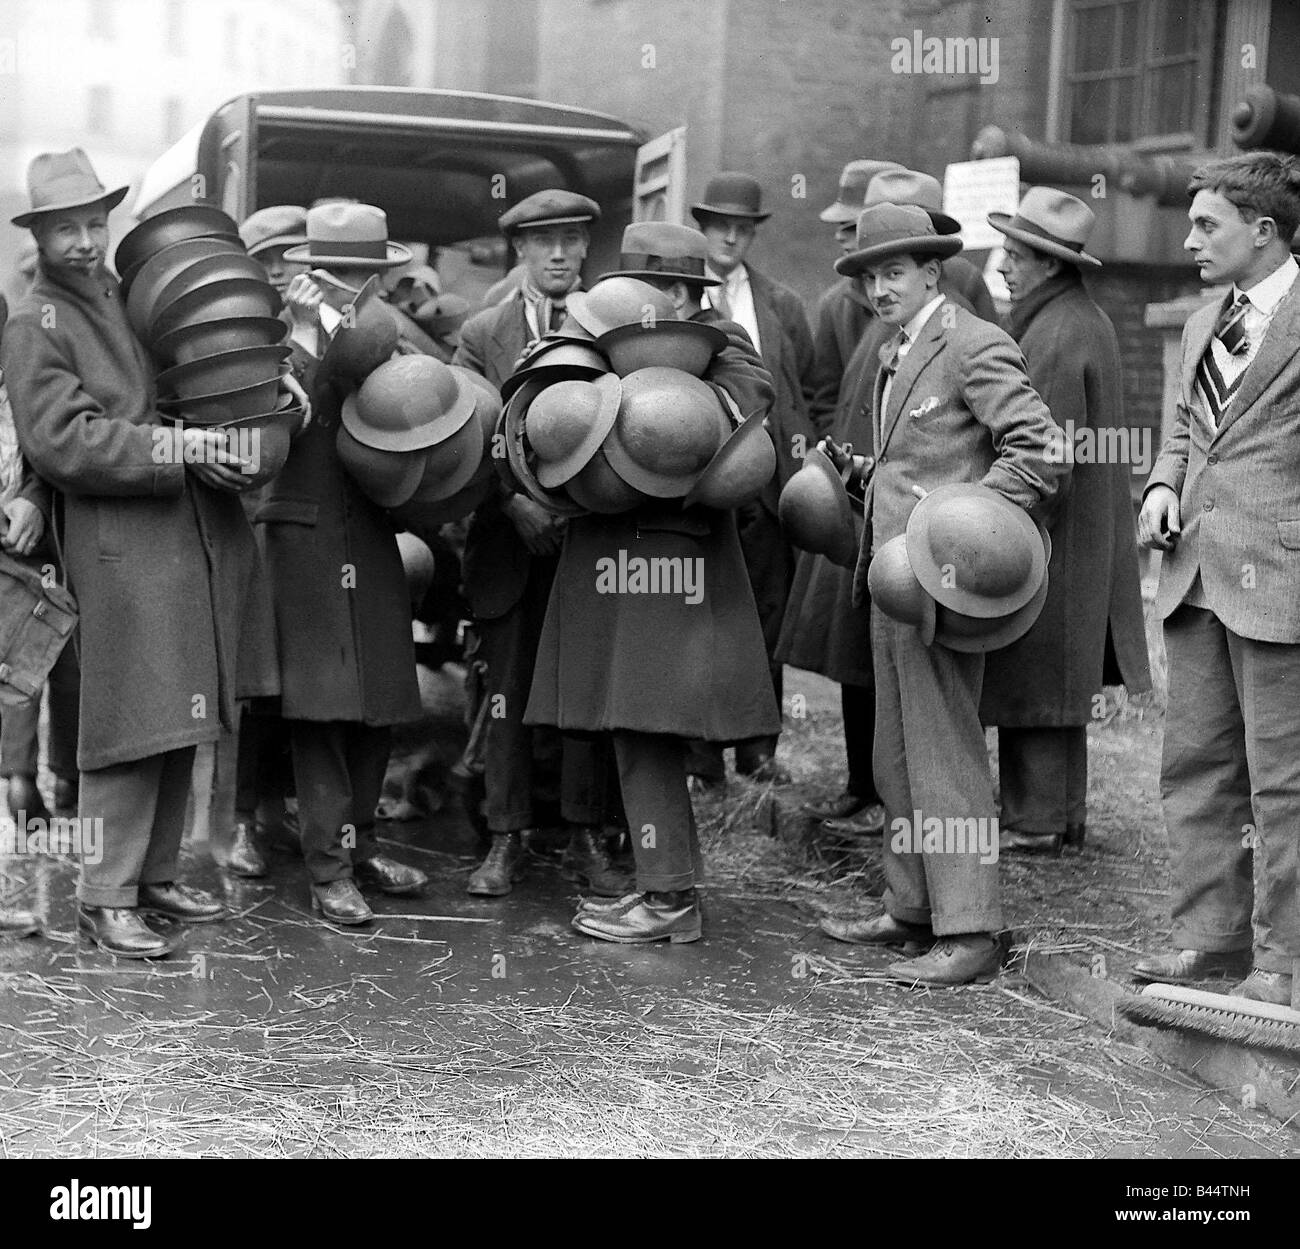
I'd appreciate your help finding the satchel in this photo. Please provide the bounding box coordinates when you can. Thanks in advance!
[0,544,78,706]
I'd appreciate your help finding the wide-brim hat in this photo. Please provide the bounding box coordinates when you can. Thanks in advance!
[777,447,857,568]
[283,202,412,270]
[683,403,776,511]
[933,565,1049,653]
[532,373,622,488]
[602,221,721,286]
[819,160,905,224]
[836,204,962,277]
[12,148,129,228]
[905,482,1046,618]
[864,169,961,235]
[500,376,587,517]
[987,186,1102,267]
[691,172,770,223]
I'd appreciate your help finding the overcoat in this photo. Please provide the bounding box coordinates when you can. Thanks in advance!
[981,273,1151,724]
[254,342,419,724]
[807,277,873,432]
[775,286,980,683]
[1,262,277,771]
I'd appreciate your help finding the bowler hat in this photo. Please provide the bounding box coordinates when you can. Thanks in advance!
[864,169,961,235]
[820,160,905,224]
[988,187,1102,267]
[240,205,309,257]
[12,148,129,228]
[904,483,1046,619]
[602,222,721,286]
[498,189,601,237]
[283,203,413,270]
[777,448,857,569]
[691,172,770,223]
[835,204,962,278]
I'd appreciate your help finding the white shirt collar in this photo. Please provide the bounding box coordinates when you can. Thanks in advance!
[707,263,749,293]
[1235,254,1298,316]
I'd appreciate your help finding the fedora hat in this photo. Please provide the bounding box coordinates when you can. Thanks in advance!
[988,187,1102,267]
[933,563,1049,653]
[115,204,240,278]
[602,222,721,286]
[820,160,905,224]
[603,367,725,498]
[867,534,936,645]
[239,205,309,257]
[283,202,412,270]
[904,483,1046,619]
[12,148,129,228]
[864,169,961,235]
[777,448,857,569]
[527,374,622,488]
[498,189,601,237]
[835,204,962,277]
[683,405,776,511]
[691,172,770,223]
[342,355,476,452]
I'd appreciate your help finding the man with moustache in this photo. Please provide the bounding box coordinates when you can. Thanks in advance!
[820,204,1067,986]
[981,188,1150,855]
[688,172,818,787]
[453,190,622,900]
[1135,152,1300,1006]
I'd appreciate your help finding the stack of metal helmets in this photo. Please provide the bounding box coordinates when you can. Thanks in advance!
[867,482,1050,651]
[116,205,297,482]
[498,276,766,515]
[338,354,501,525]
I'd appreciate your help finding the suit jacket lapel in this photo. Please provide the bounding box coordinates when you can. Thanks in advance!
[879,305,945,454]
[489,299,529,383]
[747,266,783,367]
[1215,279,1300,438]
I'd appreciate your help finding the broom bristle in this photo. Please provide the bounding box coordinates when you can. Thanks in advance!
[1118,994,1300,1056]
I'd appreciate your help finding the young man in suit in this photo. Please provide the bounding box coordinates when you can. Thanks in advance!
[821,204,1067,986]
[688,172,818,786]
[453,190,622,900]
[1136,152,1300,1007]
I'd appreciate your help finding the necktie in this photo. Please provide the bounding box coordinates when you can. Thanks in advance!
[549,303,566,333]
[1216,292,1250,356]
[710,281,731,320]
[875,331,907,442]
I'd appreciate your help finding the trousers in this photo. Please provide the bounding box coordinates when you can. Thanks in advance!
[77,745,197,907]
[872,608,1002,936]
[996,725,1087,834]
[1162,605,1300,972]
[841,682,879,801]
[612,731,703,893]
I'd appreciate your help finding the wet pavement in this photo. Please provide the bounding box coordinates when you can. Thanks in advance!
[2,799,1297,1158]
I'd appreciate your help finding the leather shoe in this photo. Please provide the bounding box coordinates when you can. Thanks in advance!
[572,889,702,944]
[821,803,887,836]
[467,832,526,896]
[0,906,41,937]
[820,912,931,947]
[6,774,49,824]
[886,933,1003,986]
[1230,969,1293,1006]
[1131,948,1250,983]
[225,819,267,878]
[561,826,634,897]
[52,776,78,815]
[138,881,226,923]
[801,791,869,821]
[1063,822,1085,849]
[310,878,373,925]
[78,906,174,959]
[999,827,1063,855]
[354,854,427,896]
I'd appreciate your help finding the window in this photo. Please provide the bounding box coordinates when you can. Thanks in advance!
[87,84,112,135]
[1061,0,1219,146]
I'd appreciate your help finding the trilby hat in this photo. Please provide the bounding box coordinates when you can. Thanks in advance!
[987,186,1102,267]
[820,159,905,224]
[864,169,961,235]
[602,222,721,286]
[283,202,412,269]
[12,148,129,228]
[835,204,962,277]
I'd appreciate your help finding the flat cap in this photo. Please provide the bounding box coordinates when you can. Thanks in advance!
[499,189,601,236]
[240,204,308,256]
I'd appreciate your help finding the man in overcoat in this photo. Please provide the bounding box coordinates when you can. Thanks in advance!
[981,188,1150,853]
[261,202,429,925]
[1135,152,1300,1005]
[821,204,1068,985]
[453,190,621,899]
[2,150,281,957]
[689,172,818,784]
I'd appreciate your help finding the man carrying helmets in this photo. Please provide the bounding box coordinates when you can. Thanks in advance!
[820,203,1068,986]
[259,201,430,925]
[453,190,625,900]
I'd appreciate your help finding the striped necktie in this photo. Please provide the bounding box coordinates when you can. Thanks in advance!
[1196,294,1251,428]
[1216,292,1250,356]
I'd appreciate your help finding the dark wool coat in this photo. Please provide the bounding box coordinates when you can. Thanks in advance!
[980,273,1151,725]
[254,342,419,725]
[808,277,873,432]
[775,285,981,685]
[2,262,277,770]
